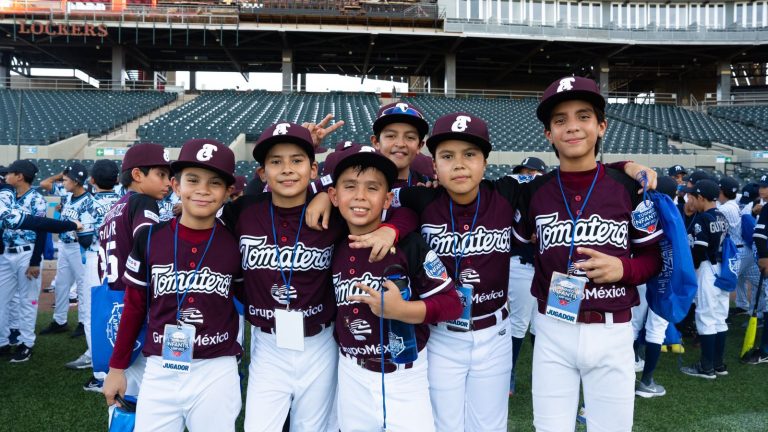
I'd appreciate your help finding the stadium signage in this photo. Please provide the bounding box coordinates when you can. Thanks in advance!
[16,20,108,37]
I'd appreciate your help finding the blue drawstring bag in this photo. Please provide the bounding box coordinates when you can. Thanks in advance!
[43,233,55,260]
[714,233,739,292]
[109,395,137,432]
[645,191,698,324]
[742,213,756,249]
[91,226,152,373]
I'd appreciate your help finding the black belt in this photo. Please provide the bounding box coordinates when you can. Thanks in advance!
[7,245,32,254]
[60,239,76,244]
[342,352,414,374]
[258,320,333,338]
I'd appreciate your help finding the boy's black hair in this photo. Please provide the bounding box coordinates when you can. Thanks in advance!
[94,177,115,190]
[722,188,737,200]
[120,167,151,188]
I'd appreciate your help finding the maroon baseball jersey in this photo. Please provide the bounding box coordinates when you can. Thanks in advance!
[122,219,243,359]
[98,191,161,290]
[392,179,523,319]
[514,164,664,314]
[221,192,418,331]
[333,232,455,361]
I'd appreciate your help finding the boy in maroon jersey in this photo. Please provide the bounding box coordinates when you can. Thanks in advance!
[327,146,461,432]
[96,143,171,398]
[514,76,663,431]
[103,139,243,431]
[221,122,416,432]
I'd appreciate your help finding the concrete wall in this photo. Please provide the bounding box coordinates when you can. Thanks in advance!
[0,133,89,164]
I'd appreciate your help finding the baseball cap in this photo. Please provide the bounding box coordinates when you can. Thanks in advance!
[332,145,398,189]
[686,179,719,201]
[656,176,678,200]
[8,160,38,179]
[536,76,606,125]
[253,122,315,165]
[372,102,429,140]
[323,143,363,178]
[426,113,492,158]
[758,174,768,188]
[0,166,8,176]
[512,157,547,174]
[686,170,712,185]
[90,160,119,186]
[741,183,759,204]
[122,143,170,173]
[667,165,687,177]
[63,162,88,185]
[718,176,740,196]
[232,175,248,196]
[171,138,236,185]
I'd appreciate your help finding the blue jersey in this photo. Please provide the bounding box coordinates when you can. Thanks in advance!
[4,188,47,247]
[58,192,98,247]
[689,207,728,266]
[158,192,180,222]
[91,191,122,229]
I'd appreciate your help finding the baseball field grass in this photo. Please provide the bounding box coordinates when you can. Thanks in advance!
[1,306,767,431]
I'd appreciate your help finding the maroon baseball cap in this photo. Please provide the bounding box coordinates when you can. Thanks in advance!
[372,102,429,139]
[253,122,315,165]
[426,112,492,158]
[232,175,248,195]
[122,143,170,173]
[170,138,236,185]
[323,143,364,177]
[332,145,398,189]
[537,76,606,125]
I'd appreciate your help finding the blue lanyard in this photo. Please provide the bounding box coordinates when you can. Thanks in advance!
[555,164,601,275]
[379,286,387,431]
[173,222,217,324]
[449,191,481,282]
[269,201,306,308]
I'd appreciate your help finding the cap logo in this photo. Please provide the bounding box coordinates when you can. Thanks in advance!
[557,77,576,93]
[762,175,767,182]
[344,141,352,148]
[273,123,291,136]
[163,149,170,162]
[451,115,471,132]
[360,146,376,153]
[522,157,530,166]
[196,143,218,162]
[395,102,410,112]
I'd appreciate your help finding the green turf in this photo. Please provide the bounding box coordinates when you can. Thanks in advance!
[1,310,767,431]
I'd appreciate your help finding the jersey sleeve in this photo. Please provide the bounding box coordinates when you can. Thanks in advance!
[128,194,160,237]
[512,178,535,246]
[491,174,530,207]
[51,182,68,198]
[390,186,439,214]
[122,225,150,290]
[402,233,462,323]
[32,194,47,217]
[619,170,663,247]
[754,205,768,258]
[80,198,98,235]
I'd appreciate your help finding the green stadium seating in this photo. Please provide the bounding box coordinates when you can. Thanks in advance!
[0,90,177,146]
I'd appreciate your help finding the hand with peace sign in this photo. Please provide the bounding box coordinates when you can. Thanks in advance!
[302,114,346,148]
[573,247,624,284]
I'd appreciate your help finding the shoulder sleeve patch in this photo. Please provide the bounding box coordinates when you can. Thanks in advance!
[144,210,159,223]
[391,188,401,208]
[320,175,333,187]
[423,250,448,281]
[126,256,140,273]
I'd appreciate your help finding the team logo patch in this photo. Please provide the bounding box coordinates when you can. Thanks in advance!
[631,200,658,234]
[320,175,333,187]
[557,77,576,92]
[451,115,471,132]
[166,330,191,358]
[423,250,448,281]
[728,256,740,275]
[163,149,170,162]
[694,223,702,235]
[273,123,290,136]
[126,256,140,273]
[196,143,218,162]
[346,318,372,341]
[271,283,299,304]
[460,268,481,285]
[179,308,204,324]
[388,331,405,357]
